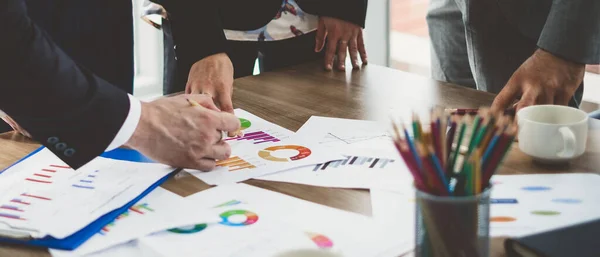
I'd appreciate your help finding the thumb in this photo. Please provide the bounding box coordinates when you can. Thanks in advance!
[315,19,327,52]
[491,81,520,114]
[218,92,235,114]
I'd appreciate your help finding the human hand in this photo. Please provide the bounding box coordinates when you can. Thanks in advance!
[186,53,235,114]
[491,49,585,113]
[315,16,367,71]
[124,94,240,171]
[1,113,32,138]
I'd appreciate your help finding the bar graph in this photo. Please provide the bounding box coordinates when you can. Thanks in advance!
[0,212,26,221]
[313,156,395,171]
[225,131,281,144]
[217,156,257,172]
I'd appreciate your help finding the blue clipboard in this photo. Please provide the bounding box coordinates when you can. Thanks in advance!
[0,147,176,250]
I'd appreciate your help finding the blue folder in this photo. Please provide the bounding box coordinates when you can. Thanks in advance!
[0,147,176,250]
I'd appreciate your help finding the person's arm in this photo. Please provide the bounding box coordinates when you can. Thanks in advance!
[300,0,368,28]
[0,0,131,169]
[537,0,600,64]
[151,0,228,74]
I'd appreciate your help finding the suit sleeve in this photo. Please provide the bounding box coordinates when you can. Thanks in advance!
[152,0,228,75]
[0,0,131,169]
[537,0,600,64]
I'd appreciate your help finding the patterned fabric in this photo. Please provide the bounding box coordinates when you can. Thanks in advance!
[224,0,318,41]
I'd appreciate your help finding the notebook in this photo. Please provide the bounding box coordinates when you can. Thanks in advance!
[505,218,600,257]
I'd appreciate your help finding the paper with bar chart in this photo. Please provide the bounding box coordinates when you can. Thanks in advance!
[188,139,343,185]
[49,188,220,257]
[488,174,600,237]
[258,147,414,191]
[138,184,408,257]
[0,148,174,239]
[224,109,294,148]
[257,117,414,191]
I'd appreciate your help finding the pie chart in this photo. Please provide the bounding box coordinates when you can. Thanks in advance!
[258,145,312,162]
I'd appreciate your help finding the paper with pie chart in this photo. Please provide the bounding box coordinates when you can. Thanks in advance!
[137,183,407,257]
[188,139,343,185]
[49,188,220,257]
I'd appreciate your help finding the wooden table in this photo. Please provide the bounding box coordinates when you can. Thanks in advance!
[1,62,599,257]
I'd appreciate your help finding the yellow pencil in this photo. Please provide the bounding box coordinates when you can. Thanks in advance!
[186,98,201,107]
[187,98,243,137]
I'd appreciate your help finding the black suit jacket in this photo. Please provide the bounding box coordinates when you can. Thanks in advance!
[24,0,135,93]
[1,0,131,169]
[152,0,368,77]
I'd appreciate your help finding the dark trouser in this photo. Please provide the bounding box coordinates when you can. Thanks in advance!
[427,0,584,108]
[162,19,323,94]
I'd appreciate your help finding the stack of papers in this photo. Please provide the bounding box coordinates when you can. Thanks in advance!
[0,149,175,239]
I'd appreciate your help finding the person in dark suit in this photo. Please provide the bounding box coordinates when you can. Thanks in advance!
[151,0,368,114]
[0,0,135,133]
[427,0,599,112]
[1,0,240,171]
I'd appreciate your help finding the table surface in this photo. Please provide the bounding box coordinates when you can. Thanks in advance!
[1,62,598,257]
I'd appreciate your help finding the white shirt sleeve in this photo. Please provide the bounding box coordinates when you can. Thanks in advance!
[105,94,142,152]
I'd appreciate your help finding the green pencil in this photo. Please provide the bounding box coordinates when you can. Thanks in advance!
[449,120,467,174]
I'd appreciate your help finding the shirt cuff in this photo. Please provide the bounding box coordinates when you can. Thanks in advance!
[105,94,142,152]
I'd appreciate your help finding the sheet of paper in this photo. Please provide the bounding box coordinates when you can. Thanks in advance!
[0,148,174,239]
[258,147,414,191]
[224,109,294,148]
[188,139,342,185]
[49,187,221,257]
[489,173,600,237]
[258,116,415,191]
[138,184,411,257]
[295,116,397,151]
[370,189,416,256]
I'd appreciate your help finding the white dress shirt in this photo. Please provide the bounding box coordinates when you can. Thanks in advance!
[105,94,142,152]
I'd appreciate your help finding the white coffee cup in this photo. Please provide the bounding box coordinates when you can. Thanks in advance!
[517,105,588,162]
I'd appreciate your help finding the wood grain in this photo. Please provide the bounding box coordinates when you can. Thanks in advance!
[1,62,598,257]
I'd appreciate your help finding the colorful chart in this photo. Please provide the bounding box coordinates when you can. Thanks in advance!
[168,224,208,234]
[226,131,281,144]
[521,186,552,191]
[490,216,517,222]
[239,118,252,130]
[217,156,257,172]
[258,145,312,162]
[306,232,334,249]
[313,155,395,171]
[0,213,26,221]
[72,170,99,189]
[215,200,243,208]
[219,210,259,226]
[552,198,582,204]
[531,210,561,216]
[100,203,154,235]
[490,199,518,204]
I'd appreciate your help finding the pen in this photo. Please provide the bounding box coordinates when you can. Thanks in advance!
[186,98,229,140]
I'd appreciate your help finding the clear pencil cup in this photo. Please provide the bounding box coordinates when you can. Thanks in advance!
[415,188,491,257]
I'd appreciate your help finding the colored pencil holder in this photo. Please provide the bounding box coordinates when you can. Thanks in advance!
[415,188,491,257]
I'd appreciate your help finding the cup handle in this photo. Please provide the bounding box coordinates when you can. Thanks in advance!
[557,127,576,158]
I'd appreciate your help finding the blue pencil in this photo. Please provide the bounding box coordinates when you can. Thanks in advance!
[428,149,450,194]
[403,125,422,169]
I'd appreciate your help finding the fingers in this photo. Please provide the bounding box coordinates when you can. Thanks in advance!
[193,158,217,172]
[324,35,338,71]
[315,19,327,52]
[491,80,520,113]
[207,141,232,161]
[214,111,241,133]
[357,30,368,64]
[217,91,235,114]
[186,93,220,111]
[348,36,360,69]
[554,91,572,106]
[337,40,348,71]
